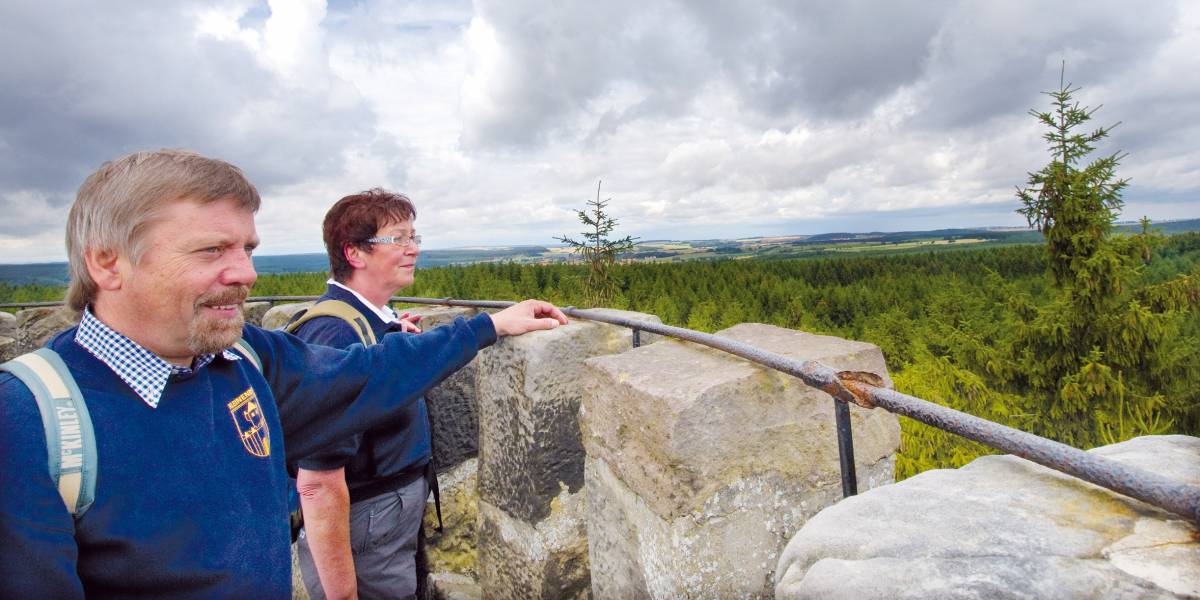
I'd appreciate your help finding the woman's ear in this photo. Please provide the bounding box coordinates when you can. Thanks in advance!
[344,243,367,270]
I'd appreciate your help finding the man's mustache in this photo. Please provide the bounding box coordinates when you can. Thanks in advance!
[195,286,250,309]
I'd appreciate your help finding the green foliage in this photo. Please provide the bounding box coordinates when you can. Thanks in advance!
[1017,68,1129,290]
[555,181,637,307]
[881,71,1200,475]
[0,283,66,313]
[2,221,1197,481]
[1001,72,1198,447]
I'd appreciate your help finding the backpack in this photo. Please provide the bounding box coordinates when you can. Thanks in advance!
[283,300,377,345]
[0,339,262,518]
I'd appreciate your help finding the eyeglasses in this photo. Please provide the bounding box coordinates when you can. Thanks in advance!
[366,234,422,248]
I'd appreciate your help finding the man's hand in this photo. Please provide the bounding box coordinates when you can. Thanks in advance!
[491,300,569,336]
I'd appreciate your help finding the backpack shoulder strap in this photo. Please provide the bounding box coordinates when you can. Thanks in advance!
[282,299,377,346]
[0,348,97,518]
[229,337,262,373]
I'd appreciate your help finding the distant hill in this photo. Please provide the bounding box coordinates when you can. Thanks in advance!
[1,220,1196,286]
[0,245,554,286]
[801,228,1043,245]
[1116,218,1200,235]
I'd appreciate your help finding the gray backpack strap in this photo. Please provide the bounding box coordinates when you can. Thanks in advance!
[0,348,97,517]
[230,337,262,373]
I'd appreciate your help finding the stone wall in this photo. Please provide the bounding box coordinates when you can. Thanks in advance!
[474,309,661,600]
[8,301,1186,600]
[579,323,900,599]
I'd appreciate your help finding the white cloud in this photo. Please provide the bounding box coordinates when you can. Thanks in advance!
[0,0,1196,264]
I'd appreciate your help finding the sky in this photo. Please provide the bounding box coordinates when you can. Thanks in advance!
[1,0,1198,263]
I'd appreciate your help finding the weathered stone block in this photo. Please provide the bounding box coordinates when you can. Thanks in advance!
[581,324,899,598]
[261,302,314,331]
[477,310,660,524]
[431,572,481,600]
[424,459,481,576]
[475,309,657,600]
[410,307,485,472]
[775,435,1200,599]
[242,301,271,327]
[477,495,590,600]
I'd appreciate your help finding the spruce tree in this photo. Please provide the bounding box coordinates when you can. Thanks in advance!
[555,181,638,307]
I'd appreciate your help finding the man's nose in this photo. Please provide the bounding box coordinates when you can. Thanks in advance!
[221,248,258,287]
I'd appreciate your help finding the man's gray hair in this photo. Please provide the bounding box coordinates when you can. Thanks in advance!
[65,149,261,312]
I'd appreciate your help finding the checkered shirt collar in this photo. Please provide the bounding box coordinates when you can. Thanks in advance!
[74,307,241,409]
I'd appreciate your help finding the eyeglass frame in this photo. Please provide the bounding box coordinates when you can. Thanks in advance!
[365,234,422,248]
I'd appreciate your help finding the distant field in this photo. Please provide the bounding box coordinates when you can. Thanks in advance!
[2,219,1196,287]
[832,238,989,252]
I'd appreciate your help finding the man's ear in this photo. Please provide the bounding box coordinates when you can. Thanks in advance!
[344,243,367,270]
[85,248,124,291]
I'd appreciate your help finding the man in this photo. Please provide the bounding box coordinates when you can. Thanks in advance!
[0,149,567,598]
[290,188,436,599]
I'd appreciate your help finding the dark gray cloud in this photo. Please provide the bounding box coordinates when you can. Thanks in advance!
[0,0,375,203]
[461,1,1183,148]
[461,0,951,147]
[910,1,1179,130]
[685,0,951,120]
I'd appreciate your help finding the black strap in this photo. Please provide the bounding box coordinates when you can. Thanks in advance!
[426,460,443,532]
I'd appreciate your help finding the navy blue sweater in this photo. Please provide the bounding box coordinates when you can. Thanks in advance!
[0,315,495,598]
[292,285,432,492]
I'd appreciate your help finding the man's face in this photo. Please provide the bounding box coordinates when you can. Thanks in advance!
[361,218,419,292]
[119,197,259,360]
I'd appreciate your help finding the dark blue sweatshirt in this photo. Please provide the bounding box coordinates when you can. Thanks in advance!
[0,315,495,598]
[291,284,432,491]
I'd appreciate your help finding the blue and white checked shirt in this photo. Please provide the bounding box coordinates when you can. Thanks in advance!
[74,307,242,408]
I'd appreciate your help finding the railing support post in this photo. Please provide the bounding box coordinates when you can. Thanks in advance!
[835,400,858,497]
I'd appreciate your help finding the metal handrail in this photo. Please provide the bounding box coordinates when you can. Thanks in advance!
[0,300,64,311]
[3,295,1198,525]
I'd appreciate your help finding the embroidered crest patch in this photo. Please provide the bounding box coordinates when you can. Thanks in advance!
[228,387,270,457]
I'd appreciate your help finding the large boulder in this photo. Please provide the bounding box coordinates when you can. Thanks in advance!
[241,301,272,327]
[775,435,1200,599]
[15,307,78,354]
[0,310,16,338]
[0,336,17,363]
[260,302,314,331]
[581,324,899,599]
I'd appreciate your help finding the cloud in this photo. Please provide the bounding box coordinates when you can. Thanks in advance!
[0,0,375,229]
[0,0,1196,264]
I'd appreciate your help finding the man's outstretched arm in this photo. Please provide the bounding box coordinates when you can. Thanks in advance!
[262,298,570,463]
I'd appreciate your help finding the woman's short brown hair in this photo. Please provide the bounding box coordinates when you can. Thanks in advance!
[323,188,416,282]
